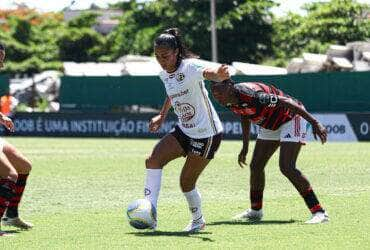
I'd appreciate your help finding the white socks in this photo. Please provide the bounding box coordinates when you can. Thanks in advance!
[183,188,203,221]
[144,170,203,221]
[144,169,162,209]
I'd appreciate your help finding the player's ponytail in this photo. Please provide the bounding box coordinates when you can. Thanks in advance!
[154,28,198,67]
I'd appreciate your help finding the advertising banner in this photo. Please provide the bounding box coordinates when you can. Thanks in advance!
[306,114,358,142]
[346,113,370,141]
[0,112,369,141]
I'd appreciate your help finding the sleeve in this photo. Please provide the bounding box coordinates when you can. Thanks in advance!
[188,62,205,81]
[158,71,165,83]
[255,91,279,107]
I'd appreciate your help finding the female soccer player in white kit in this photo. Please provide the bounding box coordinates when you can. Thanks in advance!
[144,28,229,233]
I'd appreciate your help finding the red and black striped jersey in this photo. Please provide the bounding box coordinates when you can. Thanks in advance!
[229,82,301,130]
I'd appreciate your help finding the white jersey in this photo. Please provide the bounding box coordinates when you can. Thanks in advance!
[159,59,223,138]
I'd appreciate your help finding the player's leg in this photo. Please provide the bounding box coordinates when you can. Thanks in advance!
[0,148,17,235]
[180,154,209,233]
[279,142,328,223]
[1,141,33,229]
[144,132,184,211]
[180,133,221,233]
[233,139,279,221]
[279,115,328,224]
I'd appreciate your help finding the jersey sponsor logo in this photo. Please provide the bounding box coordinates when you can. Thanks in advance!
[268,94,278,107]
[176,73,185,82]
[190,139,204,149]
[190,149,202,156]
[169,73,175,79]
[182,122,196,128]
[169,89,189,99]
[174,101,195,122]
[258,93,278,107]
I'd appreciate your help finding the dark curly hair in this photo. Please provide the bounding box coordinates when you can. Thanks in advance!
[154,28,198,68]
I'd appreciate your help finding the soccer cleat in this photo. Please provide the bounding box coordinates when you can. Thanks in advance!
[0,225,13,237]
[0,230,14,237]
[2,217,33,230]
[305,211,329,224]
[183,217,206,233]
[232,208,263,221]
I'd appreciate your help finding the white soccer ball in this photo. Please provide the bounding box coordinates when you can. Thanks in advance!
[127,199,156,229]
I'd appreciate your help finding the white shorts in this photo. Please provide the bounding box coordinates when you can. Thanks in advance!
[257,115,307,144]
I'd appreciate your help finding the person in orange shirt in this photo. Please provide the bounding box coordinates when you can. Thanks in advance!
[0,90,18,117]
[0,44,33,236]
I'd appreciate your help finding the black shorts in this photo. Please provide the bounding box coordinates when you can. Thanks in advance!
[170,125,222,159]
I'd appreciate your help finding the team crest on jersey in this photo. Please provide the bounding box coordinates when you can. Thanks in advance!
[174,101,195,122]
[176,73,185,82]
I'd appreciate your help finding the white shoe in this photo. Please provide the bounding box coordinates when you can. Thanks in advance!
[233,209,263,221]
[305,211,329,224]
[2,217,33,230]
[183,217,206,233]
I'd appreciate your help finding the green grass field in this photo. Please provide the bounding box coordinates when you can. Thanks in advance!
[0,138,369,249]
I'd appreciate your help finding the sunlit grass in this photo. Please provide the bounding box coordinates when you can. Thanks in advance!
[1,138,369,249]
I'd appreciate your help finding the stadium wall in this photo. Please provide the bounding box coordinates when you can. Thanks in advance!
[1,112,370,141]
[60,71,370,112]
[0,75,9,93]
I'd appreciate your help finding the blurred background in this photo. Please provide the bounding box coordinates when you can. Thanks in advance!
[0,0,369,141]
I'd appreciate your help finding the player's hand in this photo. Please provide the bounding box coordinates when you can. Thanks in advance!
[312,122,327,144]
[0,115,14,132]
[217,64,230,81]
[149,114,165,133]
[238,147,248,168]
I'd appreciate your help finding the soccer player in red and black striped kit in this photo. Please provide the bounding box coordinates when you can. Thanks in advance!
[0,44,33,236]
[211,79,329,224]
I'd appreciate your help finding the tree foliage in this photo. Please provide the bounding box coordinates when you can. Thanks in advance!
[57,28,106,62]
[108,0,276,63]
[0,0,369,73]
[67,12,99,28]
[272,0,370,65]
[0,9,63,74]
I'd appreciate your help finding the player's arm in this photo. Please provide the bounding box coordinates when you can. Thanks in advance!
[159,96,171,119]
[238,115,251,168]
[149,97,171,132]
[278,96,327,143]
[0,112,14,132]
[203,64,230,82]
